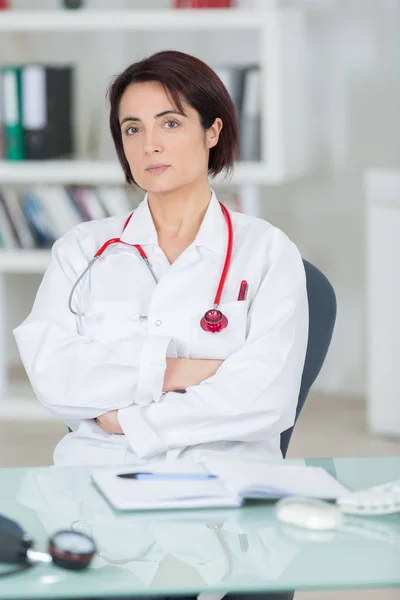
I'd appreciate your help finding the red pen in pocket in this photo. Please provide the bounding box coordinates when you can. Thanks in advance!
[237,280,248,301]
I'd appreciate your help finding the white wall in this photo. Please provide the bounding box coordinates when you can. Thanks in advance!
[4,0,400,398]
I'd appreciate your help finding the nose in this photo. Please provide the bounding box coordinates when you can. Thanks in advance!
[143,126,163,155]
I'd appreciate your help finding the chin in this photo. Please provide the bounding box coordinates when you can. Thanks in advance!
[143,183,176,195]
[136,174,180,195]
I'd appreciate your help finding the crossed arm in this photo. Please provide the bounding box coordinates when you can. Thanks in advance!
[96,358,223,434]
[14,227,307,449]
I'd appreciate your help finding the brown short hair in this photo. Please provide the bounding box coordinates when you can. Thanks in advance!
[107,50,240,186]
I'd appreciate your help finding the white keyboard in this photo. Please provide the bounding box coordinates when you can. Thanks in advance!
[337,478,400,516]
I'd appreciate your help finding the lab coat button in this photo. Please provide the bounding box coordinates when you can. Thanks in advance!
[155,320,162,327]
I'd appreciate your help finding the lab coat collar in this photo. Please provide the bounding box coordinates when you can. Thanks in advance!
[119,189,227,256]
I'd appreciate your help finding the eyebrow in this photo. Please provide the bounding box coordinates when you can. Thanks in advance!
[120,110,186,127]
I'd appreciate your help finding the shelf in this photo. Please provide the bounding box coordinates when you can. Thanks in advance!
[0,160,278,185]
[0,397,55,420]
[0,381,56,420]
[0,160,126,185]
[0,250,51,274]
[0,8,276,32]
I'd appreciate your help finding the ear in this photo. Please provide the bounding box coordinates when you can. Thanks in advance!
[206,118,223,149]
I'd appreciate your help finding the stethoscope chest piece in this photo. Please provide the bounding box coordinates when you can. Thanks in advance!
[49,530,96,570]
[200,309,228,333]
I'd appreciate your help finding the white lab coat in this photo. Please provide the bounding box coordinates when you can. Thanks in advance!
[14,189,308,466]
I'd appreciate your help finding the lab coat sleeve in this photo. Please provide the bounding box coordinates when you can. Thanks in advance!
[117,232,309,459]
[13,232,175,422]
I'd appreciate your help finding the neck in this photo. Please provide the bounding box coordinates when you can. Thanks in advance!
[147,180,212,241]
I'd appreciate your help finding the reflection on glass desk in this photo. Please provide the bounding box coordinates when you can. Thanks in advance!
[0,457,399,599]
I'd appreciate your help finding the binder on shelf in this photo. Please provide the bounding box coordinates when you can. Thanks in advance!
[21,65,47,160]
[2,66,24,161]
[22,65,74,160]
[47,66,74,158]
[213,65,244,120]
[0,71,3,159]
[62,0,84,8]
[213,63,261,162]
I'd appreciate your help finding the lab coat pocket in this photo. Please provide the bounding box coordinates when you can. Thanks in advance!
[189,300,248,360]
[80,301,146,344]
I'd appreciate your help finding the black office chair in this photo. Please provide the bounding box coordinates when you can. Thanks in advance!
[280,259,337,458]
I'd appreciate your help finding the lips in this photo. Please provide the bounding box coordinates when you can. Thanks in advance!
[146,165,170,175]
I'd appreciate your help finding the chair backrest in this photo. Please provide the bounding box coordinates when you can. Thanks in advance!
[280,259,337,458]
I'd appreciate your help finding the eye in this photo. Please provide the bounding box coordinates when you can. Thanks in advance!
[164,120,179,129]
[124,126,138,136]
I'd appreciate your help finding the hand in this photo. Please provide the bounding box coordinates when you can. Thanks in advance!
[163,358,223,393]
[95,410,124,435]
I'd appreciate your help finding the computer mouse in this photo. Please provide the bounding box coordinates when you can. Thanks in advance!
[275,496,343,531]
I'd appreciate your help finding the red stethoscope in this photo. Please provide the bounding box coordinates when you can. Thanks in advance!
[68,201,233,333]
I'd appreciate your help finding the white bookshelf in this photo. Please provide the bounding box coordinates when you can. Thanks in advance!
[0,159,282,186]
[0,250,50,274]
[0,8,275,31]
[0,6,308,418]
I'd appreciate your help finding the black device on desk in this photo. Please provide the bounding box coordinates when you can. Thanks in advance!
[0,513,96,578]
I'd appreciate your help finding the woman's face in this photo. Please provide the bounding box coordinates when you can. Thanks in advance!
[118,81,222,193]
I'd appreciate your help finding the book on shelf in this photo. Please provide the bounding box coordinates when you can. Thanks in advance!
[0,186,242,251]
[1,64,74,161]
[0,186,140,250]
[67,185,92,222]
[33,186,82,239]
[0,194,19,249]
[74,187,108,221]
[21,191,57,249]
[0,187,36,249]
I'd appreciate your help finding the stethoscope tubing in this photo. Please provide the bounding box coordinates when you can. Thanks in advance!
[68,202,234,330]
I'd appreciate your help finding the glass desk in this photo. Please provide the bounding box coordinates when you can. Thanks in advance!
[0,457,399,599]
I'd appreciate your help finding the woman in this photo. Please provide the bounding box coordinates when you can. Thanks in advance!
[14,50,308,468]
